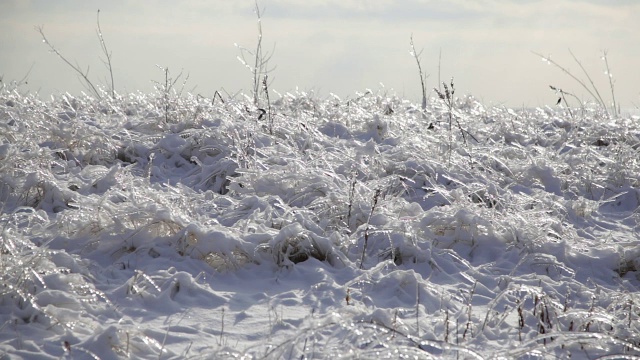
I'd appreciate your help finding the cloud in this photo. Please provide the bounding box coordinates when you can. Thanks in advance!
[266,0,485,22]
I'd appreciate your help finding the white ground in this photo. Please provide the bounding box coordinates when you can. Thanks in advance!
[1,85,640,359]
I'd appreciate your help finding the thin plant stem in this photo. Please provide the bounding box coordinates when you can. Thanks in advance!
[360,189,381,269]
[409,34,429,111]
[533,50,610,117]
[568,49,608,116]
[602,50,618,117]
[36,26,101,99]
[96,9,115,99]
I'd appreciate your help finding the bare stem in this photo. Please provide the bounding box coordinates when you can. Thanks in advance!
[409,34,429,111]
[602,50,618,117]
[438,48,442,93]
[253,1,263,105]
[568,49,608,115]
[235,0,276,107]
[434,78,470,166]
[96,9,115,99]
[262,74,273,134]
[36,25,101,99]
[360,189,381,269]
[533,50,609,117]
[550,85,575,120]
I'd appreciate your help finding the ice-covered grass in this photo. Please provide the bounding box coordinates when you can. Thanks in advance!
[1,83,640,359]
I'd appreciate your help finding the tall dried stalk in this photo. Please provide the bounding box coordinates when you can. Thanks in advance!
[36,25,101,99]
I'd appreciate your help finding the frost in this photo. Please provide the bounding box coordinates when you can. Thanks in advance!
[0,86,639,358]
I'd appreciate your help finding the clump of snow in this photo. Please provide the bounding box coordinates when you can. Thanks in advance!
[1,83,640,358]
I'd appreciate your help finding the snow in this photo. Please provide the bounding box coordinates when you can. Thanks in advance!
[1,84,640,359]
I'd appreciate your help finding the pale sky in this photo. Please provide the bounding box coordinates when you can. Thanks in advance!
[1,0,638,108]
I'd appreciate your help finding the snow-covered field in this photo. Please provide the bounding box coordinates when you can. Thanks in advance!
[1,83,640,359]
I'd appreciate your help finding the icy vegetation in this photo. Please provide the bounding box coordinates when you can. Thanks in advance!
[1,83,640,359]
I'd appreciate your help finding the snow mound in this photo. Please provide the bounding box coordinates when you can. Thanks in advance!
[1,86,640,358]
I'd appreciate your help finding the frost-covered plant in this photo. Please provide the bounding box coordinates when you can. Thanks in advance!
[36,9,116,101]
[36,25,101,99]
[2,63,640,358]
[34,10,116,100]
[95,9,115,99]
[0,213,113,354]
[409,34,429,113]
[534,49,618,118]
[433,78,476,165]
[236,0,276,107]
[359,188,382,269]
[151,66,187,125]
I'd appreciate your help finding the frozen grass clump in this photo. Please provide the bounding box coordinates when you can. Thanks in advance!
[0,217,118,358]
[1,83,640,358]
